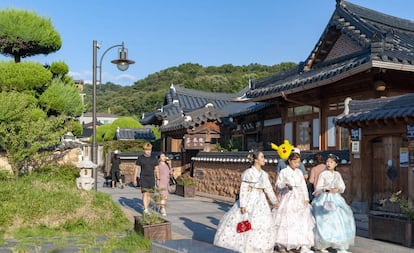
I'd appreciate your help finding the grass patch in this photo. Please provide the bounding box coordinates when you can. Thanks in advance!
[0,164,151,252]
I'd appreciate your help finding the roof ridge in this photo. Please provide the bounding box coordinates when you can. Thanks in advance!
[342,1,414,33]
[174,85,239,99]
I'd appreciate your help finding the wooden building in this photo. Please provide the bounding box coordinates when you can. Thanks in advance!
[233,0,414,152]
[141,0,414,211]
[140,84,265,162]
[336,94,414,212]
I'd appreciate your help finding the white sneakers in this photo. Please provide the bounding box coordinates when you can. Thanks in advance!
[160,207,167,216]
[143,209,150,214]
[300,246,314,253]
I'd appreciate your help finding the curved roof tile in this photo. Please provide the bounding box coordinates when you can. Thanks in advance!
[336,93,414,125]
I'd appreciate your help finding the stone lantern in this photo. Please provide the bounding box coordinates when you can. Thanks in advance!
[75,157,97,191]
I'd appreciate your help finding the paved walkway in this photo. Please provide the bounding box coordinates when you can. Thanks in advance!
[2,174,411,252]
[100,175,413,253]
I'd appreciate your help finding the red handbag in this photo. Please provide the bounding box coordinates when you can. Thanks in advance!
[237,220,252,233]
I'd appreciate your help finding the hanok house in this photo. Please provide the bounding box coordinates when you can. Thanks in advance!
[335,94,414,213]
[140,84,265,164]
[228,0,414,211]
[141,0,414,210]
[235,0,414,151]
[115,127,155,141]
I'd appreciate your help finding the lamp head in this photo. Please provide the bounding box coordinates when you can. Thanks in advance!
[374,80,386,91]
[111,43,135,71]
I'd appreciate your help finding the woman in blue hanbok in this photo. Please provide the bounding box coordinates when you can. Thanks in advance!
[214,151,279,253]
[312,154,355,253]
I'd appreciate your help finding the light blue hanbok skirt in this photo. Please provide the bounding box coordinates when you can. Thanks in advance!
[311,192,355,250]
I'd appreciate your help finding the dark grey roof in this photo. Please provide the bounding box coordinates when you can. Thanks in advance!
[246,53,370,99]
[82,112,120,118]
[243,0,414,100]
[335,93,414,125]
[116,128,155,140]
[223,102,271,118]
[166,85,240,109]
[140,84,261,126]
[159,107,226,133]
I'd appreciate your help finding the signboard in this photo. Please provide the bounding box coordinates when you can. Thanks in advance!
[351,141,360,154]
[409,141,414,166]
[350,128,361,141]
[407,124,414,138]
[184,134,205,150]
[400,147,409,167]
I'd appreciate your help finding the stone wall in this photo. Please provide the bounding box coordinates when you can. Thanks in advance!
[193,162,278,200]
[119,161,136,183]
[0,152,13,174]
[192,161,352,203]
[117,160,185,184]
[0,148,82,174]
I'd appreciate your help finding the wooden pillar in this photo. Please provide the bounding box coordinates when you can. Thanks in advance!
[319,101,328,149]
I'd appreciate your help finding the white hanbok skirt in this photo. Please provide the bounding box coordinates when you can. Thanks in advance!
[214,190,276,253]
[272,188,315,250]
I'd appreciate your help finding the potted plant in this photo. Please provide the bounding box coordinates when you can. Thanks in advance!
[175,174,196,198]
[134,188,172,241]
[369,190,414,247]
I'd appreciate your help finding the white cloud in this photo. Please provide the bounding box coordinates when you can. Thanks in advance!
[69,70,137,86]
[114,73,137,85]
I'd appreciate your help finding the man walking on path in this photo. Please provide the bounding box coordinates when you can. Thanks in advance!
[133,142,158,214]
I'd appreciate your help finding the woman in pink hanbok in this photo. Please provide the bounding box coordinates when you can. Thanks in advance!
[214,151,279,253]
[273,152,315,253]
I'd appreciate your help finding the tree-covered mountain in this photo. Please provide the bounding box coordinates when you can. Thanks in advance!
[83,62,297,119]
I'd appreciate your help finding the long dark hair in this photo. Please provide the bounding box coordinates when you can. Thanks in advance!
[249,150,263,165]
[327,153,339,164]
[287,152,301,161]
[158,152,171,169]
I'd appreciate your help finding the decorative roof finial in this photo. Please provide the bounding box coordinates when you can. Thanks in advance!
[344,97,352,115]
[170,82,176,92]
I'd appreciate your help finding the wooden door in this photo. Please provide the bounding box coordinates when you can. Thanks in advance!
[371,137,406,209]
[372,140,388,206]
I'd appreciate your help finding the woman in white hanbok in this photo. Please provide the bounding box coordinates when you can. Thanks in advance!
[214,151,279,253]
[272,152,315,253]
[311,154,355,253]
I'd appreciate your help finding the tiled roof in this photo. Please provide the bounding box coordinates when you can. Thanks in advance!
[224,102,271,118]
[159,106,226,133]
[82,112,119,118]
[335,93,414,125]
[193,150,350,165]
[140,84,261,126]
[166,85,241,109]
[245,53,371,99]
[243,0,414,100]
[116,128,155,140]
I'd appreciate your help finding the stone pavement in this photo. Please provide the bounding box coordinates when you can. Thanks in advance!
[2,174,411,253]
[101,175,414,253]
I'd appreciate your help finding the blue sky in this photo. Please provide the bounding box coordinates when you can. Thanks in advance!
[1,1,414,85]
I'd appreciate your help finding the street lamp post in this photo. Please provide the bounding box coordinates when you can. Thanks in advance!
[92,40,134,190]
